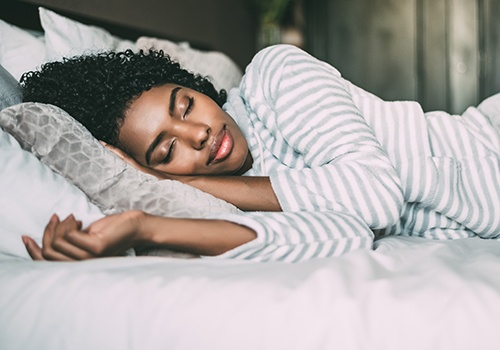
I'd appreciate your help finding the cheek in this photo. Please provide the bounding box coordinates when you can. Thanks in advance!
[155,150,206,175]
[233,131,248,156]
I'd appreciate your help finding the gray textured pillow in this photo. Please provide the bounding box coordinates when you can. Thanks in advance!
[0,102,241,257]
[0,65,22,111]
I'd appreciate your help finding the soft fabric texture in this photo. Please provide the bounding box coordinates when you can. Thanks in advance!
[39,8,242,91]
[1,8,242,93]
[137,36,242,92]
[3,44,499,263]
[2,235,500,350]
[227,45,500,243]
[0,102,376,263]
[0,103,239,217]
[0,65,22,110]
[478,92,500,133]
[0,103,240,258]
[0,126,104,259]
[39,7,135,61]
[0,19,46,80]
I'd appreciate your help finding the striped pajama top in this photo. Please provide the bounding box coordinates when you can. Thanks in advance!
[206,44,500,263]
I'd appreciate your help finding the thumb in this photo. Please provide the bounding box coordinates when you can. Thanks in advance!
[22,235,45,261]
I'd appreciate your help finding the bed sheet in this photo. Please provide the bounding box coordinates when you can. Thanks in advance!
[1,235,500,350]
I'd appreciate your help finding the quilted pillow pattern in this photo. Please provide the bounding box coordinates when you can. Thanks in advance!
[0,103,241,256]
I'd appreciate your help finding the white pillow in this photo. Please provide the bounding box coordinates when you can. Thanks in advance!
[137,36,243,92]
[38,7,242,91]
[0,19,46,81]
[39,7,135,61]
[0,103,240,258]
[0,65,22,111]
[0,127,104,259]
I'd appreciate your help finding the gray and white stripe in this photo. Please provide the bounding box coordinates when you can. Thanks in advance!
[217,44,499,262]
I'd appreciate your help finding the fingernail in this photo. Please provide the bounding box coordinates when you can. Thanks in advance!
[21,235,30,245]
[99,140,107,146]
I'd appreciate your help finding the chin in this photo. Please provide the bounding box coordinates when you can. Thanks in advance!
[232,158,251,176]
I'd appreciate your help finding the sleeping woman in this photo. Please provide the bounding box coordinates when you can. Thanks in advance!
[19,44,500,262]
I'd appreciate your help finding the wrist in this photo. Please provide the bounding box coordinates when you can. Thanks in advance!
[127,210,154,246]
[170,175,198,186]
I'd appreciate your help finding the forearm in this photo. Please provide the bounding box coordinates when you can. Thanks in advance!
[138,213,257,256]
[183,176,282,212]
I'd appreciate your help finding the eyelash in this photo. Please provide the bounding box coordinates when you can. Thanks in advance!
[161,96,193,164]
[161,140,175,164]
[184,97,194,118]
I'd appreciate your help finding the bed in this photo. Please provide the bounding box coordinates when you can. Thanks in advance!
[2,3,500,350]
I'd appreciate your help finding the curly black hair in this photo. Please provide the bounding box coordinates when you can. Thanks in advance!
[20,49,227,144]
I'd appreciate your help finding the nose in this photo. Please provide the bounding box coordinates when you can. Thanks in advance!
[174,121,210,149]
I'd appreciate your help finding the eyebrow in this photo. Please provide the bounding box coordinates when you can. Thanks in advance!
[169,87,182,116]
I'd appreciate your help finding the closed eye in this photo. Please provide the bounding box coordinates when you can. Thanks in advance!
[184,97,194,118]
[161,140,175,164]
[169,87,182,116]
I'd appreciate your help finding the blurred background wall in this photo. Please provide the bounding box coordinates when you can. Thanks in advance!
[5,0,499,114]
[304,0,500,113]
[5,0,259,70]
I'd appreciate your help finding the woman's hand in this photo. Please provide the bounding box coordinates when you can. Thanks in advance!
[22,211,147,261]
[23,211,257,261]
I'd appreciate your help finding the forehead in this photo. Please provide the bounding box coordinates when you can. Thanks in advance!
[125,83,183,123]
[129,84,178,109]
[118,85,176,153]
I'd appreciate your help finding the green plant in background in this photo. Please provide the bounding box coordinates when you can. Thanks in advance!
[249,0,299,48]
[252,0,294,25]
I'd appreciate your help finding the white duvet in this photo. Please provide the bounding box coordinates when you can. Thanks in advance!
[2,235,500,350]
[2,7,500,350]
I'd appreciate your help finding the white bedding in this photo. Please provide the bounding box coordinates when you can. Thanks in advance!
[2,235,500,350]
[0,8,242,92]
[2,8,500,350]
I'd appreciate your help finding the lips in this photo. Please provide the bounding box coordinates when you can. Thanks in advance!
[208,127,233,165]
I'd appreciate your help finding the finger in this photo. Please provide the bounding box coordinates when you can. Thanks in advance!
[103,143,126,160]
[49,231,97,260]
[60,214,79,230]
[40,214,79,261]
[55,214,81,240]
[100,140,118,153]
[47,215,96,260]
[67,226,130,257]
[65,230,109,256]
[38,238,76,262]
[42,214,59,254]
[22,236,45,261]
[41,247,76,261]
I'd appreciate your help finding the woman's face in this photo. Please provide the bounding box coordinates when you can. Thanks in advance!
[118,84,251,176]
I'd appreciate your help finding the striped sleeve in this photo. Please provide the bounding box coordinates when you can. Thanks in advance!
[202,211,374,263]
[240,45,404,229]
